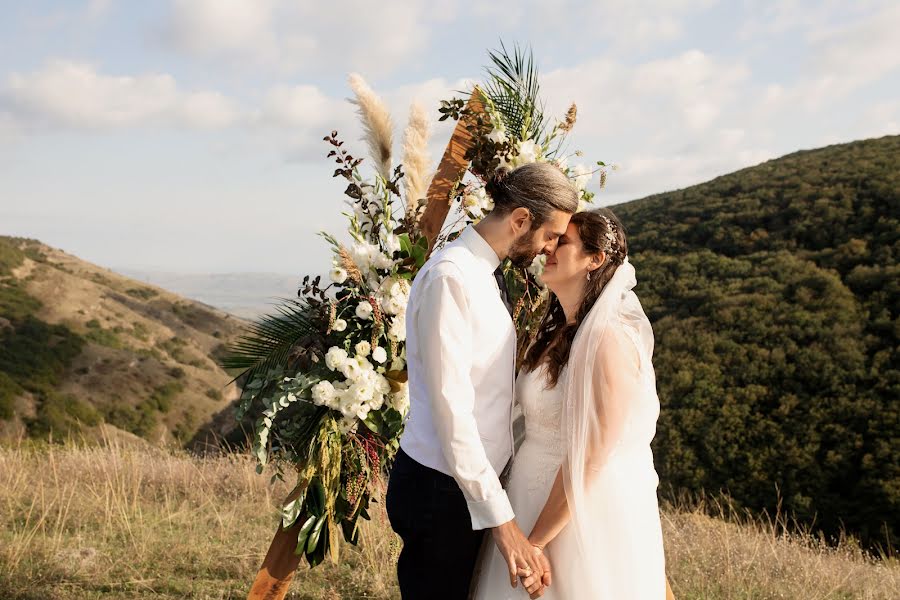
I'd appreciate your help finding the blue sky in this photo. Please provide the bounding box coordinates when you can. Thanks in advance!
[1,0,898,275]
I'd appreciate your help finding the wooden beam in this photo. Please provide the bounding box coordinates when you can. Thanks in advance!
[418,88,485,251]
[246,520,304,600]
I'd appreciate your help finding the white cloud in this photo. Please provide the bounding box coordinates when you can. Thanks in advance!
[0,60,240,131]
[163,0,436,75]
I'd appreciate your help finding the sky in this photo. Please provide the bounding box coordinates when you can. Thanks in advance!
[0,0,898,276]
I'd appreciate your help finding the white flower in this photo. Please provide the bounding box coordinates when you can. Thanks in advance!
[355,300,373,320]
[515,139,540,165]
[387,312,407,342]
[572,163,592,192]
[355,340,372,357]
[578,199,591,212]
[350,243,376,272]
[311,380,335,407]
[325,347,348,371]
[329,267,348,284]
[371,346,387,364]
[487,127,507,144]
[341,359,362,381]
[347,381,374,405]
[338,416,358,434]
[373,252,395,270]
[332,318,347,332]
[390,355,405,371]
[375,374,392,395]
[381,232,402,254]
[378,277,410,316]
[369,393,385,411]
[528,254,547,286]
[390,384,410,414]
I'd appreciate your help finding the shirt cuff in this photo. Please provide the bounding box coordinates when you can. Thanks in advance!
[466,488,515,530]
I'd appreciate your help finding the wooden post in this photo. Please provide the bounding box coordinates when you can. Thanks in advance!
[246,88,486,600]
[418,88,485,251]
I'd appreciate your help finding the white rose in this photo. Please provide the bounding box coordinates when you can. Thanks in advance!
[329,267,348,284]
[355,340,371,357]
[332,318,347,332]
[341,359,362,381]
[355,300,373,320]
[385,296,406,316]
[572,163,592,192]
[347,381,374,405]
[311,380,335,407]
[325,347,348,371]
[371,346,387,364]
[375,374,392,395]
[369,393,385,411]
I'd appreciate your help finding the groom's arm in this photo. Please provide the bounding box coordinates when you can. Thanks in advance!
[416,267,514,530]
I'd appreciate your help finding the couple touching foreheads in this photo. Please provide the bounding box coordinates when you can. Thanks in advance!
[386,162,672,599]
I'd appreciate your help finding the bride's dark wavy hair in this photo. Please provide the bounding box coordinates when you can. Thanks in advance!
[521,207,628,387]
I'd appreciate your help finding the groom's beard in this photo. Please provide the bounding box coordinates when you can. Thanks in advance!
[508,229,541,268]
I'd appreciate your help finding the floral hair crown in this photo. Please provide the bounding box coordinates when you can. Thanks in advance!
[599,214,624,260]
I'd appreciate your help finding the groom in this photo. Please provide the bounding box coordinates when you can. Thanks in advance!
[386,162,579,599]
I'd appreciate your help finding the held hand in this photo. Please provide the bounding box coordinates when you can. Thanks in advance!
[520,545,551,598]
[491,520,546,589]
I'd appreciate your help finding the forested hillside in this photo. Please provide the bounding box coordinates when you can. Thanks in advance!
[614,135,899,548]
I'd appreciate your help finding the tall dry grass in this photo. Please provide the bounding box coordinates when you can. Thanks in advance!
[1,440,896,599]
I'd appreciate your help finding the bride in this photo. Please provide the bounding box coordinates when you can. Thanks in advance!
[474,208,669,599]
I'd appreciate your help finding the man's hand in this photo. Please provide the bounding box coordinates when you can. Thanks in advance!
[491,520,549,591]
[520,545,551,598]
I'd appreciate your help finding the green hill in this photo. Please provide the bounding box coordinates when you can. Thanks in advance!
[614,135,899,549]
[0,236,246,445]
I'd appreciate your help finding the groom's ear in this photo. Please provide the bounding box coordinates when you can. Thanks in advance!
[509,207,532,234]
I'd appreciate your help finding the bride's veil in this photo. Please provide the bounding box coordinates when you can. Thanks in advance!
[559,257,664,597]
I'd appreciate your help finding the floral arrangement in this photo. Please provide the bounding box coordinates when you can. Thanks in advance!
[223,44,610,566]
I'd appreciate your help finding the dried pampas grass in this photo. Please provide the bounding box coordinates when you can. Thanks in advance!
[401,101,432,225]
[348,73,394,181]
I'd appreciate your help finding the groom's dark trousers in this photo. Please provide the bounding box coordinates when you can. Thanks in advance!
[386,447,486,599]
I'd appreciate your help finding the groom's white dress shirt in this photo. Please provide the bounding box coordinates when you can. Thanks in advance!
[400,225,517,530]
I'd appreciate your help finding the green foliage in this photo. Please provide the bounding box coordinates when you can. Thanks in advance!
[614,135,900,549]
[482,42,546,142]
[27,391,101,438]
[84,324,123,349]
[0,237,26,276]
[125,287,158,300]
[0,372,21,420]
[147,382,184,413]
[0,316,85,394]
[0,280,42,321]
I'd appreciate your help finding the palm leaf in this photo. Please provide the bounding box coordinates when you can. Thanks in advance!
[482,41,547,141]
[221,299,323,383]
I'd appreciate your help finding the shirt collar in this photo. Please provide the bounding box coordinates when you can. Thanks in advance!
[459,226,501,273]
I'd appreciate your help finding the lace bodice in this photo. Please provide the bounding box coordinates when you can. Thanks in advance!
[512,365,566,494]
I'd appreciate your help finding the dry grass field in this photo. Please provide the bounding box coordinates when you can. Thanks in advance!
[1,440,896,599]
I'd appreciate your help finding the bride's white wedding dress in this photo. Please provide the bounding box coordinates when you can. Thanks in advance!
[474,259,667,599]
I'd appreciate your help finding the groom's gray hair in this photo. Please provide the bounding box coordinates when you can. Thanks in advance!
[484,162,579,228]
